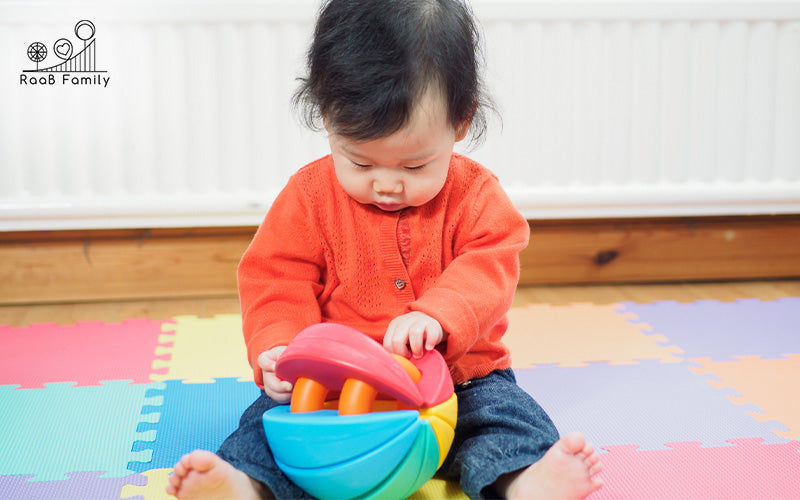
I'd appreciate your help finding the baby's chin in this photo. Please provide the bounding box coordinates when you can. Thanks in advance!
[373,202,406,212]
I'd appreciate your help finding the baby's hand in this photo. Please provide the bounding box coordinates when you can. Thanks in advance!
[257,346,293,403]
[384,311,444,359]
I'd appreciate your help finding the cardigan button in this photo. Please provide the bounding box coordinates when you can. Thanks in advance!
[394,279,406,290]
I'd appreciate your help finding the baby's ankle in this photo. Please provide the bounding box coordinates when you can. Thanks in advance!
[249,478,275,500]
[490,468,524,499]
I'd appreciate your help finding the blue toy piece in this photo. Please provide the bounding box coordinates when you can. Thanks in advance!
[263,407,420,469]
[261,324,457,500]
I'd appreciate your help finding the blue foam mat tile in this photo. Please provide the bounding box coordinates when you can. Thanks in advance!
[129,378,261,472]
[0,381,163,481]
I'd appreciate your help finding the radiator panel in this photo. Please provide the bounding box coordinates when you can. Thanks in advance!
[1,1,798,230]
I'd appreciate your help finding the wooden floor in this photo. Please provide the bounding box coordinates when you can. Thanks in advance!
[1,279,798,328]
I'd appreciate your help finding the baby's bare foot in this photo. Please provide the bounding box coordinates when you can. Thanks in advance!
[502,432,604,499]
[166,450,266,500]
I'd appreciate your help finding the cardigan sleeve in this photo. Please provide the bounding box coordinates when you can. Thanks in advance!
[238,176,325,388]
[405,176,529,362]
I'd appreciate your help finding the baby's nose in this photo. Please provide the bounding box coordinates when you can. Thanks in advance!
[373,177,403,194]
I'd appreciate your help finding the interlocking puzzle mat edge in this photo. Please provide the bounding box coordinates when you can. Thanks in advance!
[2,299,799,499]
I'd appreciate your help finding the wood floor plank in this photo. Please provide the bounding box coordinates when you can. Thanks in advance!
[2,281,797,327]
[13,302,121,326]
[0,304,33,327]
[512,280,800,306]
[115,297,239,322]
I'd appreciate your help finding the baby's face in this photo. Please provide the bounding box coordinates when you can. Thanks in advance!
[328,91,465,212]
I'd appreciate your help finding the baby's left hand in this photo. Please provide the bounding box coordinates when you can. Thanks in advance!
[384,311,444,359]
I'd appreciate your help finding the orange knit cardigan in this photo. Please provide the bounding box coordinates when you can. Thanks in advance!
[238,154,530,387]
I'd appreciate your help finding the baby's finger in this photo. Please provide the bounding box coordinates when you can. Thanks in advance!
[408,324,426,358]
[264,371,291,391]
[263,376,292,402]
[385,328,411,357]
[257,351,279,371]
[425,326,443,351]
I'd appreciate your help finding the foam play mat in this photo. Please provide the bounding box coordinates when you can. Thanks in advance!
[1,298,799,499]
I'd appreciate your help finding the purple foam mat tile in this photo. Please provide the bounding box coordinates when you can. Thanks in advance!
[514,361,790,451]
[617,298,800,361]
[0,471,146,500]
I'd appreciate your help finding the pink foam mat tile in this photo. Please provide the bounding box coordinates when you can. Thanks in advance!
[589,438,800,500]
[0,319,169,388]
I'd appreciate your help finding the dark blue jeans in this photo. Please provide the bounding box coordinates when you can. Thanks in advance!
[217,369,559,500]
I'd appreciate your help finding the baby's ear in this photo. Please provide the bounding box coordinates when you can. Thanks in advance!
[455,120,471,142]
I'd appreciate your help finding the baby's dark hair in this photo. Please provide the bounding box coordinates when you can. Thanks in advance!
[294,0,491,144]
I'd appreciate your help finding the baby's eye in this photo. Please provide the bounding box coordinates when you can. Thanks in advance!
[352,162,372,169]
[405,164,426,171]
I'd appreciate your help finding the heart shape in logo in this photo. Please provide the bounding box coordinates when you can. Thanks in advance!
[54,38,72,60]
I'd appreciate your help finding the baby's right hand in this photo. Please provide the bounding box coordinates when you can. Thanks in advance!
[257,346,293,403]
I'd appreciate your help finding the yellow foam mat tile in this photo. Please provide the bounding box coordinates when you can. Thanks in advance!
[120,468,173,499]
[691,354,800,440]
[410,475,469,500]
[151,315,253,383]
[505,303,683,368]
[121,469,467,499]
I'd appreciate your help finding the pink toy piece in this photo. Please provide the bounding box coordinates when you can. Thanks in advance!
[408,349,454,408]
[276,323,425,407]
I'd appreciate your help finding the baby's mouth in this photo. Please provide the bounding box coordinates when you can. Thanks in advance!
[375,202,404,212]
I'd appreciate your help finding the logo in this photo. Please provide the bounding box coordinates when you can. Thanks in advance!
[21,20,110,88]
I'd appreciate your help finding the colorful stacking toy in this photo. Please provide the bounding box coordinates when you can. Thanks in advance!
[262,323,457,500]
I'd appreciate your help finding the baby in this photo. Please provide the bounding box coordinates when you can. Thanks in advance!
[168,0,603,498]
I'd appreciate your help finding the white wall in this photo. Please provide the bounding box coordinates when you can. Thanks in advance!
[1,0,799,230]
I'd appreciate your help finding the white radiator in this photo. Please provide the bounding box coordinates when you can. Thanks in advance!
[1,1,799,230]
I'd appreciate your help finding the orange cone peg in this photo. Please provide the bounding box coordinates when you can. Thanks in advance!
[338,378,379,415]
[291,377,329,413]
[335,356,422,415]
[391,354,421,383]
